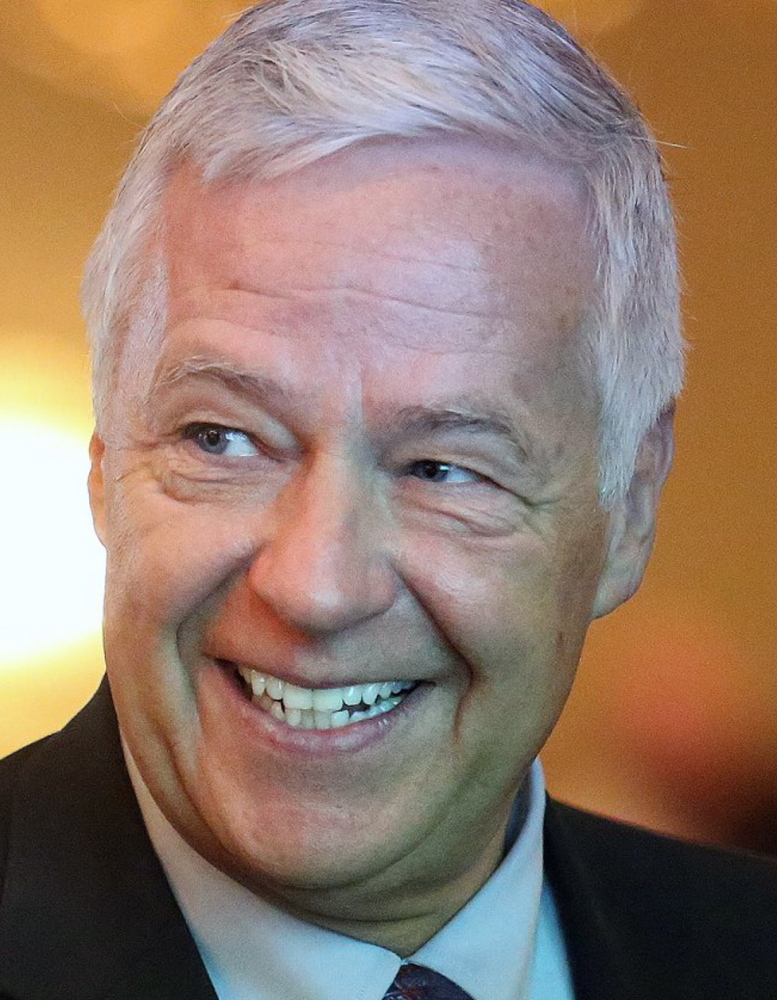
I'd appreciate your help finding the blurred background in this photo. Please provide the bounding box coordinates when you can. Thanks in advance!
[1,0,776,855]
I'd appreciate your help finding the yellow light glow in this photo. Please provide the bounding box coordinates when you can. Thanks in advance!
[32,0,178,57]
[0,418,104,664]
[538,0,645,36]
[1,1,239,114]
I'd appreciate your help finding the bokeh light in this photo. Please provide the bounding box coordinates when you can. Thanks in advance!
[0,330,106,756]
[0,418,104,662]
[32,0,178,58]
[0,0,240,113]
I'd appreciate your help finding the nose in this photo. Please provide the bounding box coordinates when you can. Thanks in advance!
[246,458,398,635]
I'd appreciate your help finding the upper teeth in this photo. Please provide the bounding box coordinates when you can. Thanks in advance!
[235,665,415,730]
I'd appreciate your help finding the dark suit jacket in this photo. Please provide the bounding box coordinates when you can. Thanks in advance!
[1,679,776,999]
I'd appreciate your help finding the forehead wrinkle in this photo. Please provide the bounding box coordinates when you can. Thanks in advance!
[226,234,488,272]
[226,280,514,323]
[219,233,501,324]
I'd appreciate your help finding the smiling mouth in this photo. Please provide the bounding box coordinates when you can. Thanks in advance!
[219,660,418,731]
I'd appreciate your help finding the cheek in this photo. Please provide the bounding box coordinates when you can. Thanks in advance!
[552,511,608,624]
[399,530,563,671]
[403,535,585,805]
[400,516,604,720]
[102,477,259,634]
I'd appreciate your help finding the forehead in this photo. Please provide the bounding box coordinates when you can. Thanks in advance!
[112,140,598,455]
[159,140,593,354]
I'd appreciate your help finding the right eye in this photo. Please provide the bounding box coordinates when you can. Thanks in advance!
[183,424,259,458]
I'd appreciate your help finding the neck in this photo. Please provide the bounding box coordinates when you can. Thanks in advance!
[264,829,507,955]
[243,780,533,955]
[127,740,533,955]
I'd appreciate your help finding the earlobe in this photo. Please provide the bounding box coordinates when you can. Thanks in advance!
[88,431,107,545]
[592,407,675,619]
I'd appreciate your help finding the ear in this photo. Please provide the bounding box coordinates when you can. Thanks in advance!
[88,431,107,546]
[592,407,675,619]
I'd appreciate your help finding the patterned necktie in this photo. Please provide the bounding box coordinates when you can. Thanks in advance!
[382,963,475,1000]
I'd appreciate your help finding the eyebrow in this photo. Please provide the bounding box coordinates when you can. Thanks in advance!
[147,357,291,408]
[384,404,536,469]
[147,358,542,472]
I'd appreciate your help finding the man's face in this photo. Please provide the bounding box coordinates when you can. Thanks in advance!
[91,141,613,941]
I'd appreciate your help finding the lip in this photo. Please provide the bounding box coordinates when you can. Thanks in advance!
[210,654,419,692]
[198,656,429,758]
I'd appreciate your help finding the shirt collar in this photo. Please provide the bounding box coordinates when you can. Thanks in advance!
[126,747,545,1000]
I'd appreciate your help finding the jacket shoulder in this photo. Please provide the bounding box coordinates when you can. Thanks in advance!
[550,798,777,899]
[0,681,217,1000]
[545,798,777,997]
[0,733,59,896]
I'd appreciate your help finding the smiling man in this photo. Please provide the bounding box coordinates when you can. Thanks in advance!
[1,2,775,999]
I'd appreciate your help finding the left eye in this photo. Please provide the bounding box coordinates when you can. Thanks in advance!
[184,424,258,457]
[406,460,481,484]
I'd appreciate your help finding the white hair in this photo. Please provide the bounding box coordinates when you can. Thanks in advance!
[82,0,683,505]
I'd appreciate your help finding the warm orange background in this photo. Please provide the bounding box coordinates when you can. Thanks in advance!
[2,0,776,853]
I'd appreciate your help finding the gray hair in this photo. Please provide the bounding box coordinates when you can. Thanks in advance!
[82,0,683,505]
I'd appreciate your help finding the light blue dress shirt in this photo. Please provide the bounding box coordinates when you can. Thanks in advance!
[128,753,575,1000]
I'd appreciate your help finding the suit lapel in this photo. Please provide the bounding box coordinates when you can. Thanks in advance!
[0,679,217,1000]
[543,797,652,1000]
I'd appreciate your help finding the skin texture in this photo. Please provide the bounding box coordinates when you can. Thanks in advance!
[89,140,669,954]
